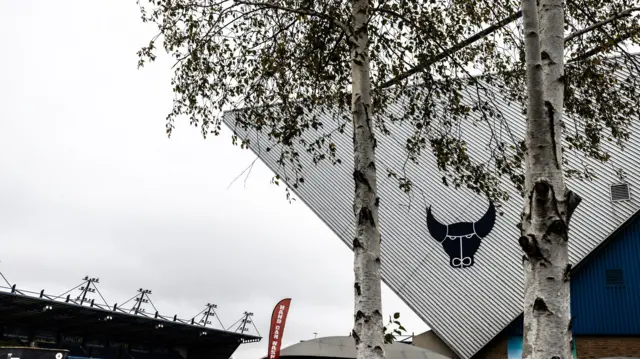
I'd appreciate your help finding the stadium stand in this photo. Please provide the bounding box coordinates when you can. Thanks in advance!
[0,276,261,359]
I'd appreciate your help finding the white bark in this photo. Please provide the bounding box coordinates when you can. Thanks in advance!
[350,1,384,359]
[520,0,582,359]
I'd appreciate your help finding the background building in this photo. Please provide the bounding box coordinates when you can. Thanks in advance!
[0,275,260,359]
[225,56,640,359]
[410,211,640,358]
[269,336,448,359]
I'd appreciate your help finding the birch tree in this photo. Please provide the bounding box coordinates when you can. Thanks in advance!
[518,0,577,357]
[517,1,640,358]
[136,1,640,358]
[137,2,464,359]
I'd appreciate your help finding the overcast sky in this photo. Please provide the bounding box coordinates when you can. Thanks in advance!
[0,2,428,359]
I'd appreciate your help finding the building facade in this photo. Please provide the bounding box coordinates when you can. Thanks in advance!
[224,55,640,359]
[413,212,640,359]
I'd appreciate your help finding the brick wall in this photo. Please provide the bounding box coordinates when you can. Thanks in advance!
[576,336,640,359]
[471,335,640,359]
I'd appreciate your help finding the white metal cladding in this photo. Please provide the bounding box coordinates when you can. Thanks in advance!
[222,64,640,359]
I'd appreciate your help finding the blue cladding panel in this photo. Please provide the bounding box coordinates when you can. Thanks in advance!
[571,214,640,335]
[504,214,640,336]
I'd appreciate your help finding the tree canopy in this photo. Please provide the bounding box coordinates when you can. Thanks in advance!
[137,0,640,201]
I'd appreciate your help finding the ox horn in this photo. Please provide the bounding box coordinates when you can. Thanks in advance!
[426,206,447,242]
[474,201,496,238]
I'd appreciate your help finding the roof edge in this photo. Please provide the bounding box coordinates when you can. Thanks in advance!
[0,290,261,342]
[571,208,640,273]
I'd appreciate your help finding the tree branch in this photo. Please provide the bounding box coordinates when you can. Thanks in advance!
[569,27,640,62]
[564,7,640,42]
[566,1,640,66]
[234,0,352,40]
[376,9,523,89]
[377,6,640,89]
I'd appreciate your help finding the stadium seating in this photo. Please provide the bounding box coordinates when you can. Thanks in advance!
[0,339,184,359]
[37,342,61,350]
[62,343,90,357]
[0,338,22,346]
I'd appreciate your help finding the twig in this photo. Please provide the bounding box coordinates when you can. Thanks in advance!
[227,157,259,189]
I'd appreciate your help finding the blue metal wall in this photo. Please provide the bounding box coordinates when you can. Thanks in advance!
[571,214,640,334]
[505,213,640,336]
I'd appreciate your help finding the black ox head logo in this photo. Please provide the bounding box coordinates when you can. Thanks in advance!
[426,202,496,269]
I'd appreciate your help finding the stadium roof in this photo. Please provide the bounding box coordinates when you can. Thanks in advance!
[0,284,260,355]
[265,336,449,359]
[223,58,640,358]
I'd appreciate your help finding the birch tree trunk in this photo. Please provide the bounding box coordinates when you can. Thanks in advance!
[350,1,385,359]
[519,0,582,358]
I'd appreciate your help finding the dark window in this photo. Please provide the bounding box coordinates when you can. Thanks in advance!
[606,269,624,287]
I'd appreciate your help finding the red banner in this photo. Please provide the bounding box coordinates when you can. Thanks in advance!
[267,298,292,359]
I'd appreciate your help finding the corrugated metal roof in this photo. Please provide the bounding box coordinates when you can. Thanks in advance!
[222,60,640,359]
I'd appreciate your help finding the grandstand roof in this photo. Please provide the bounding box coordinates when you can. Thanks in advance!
[0,287,260,350]
[222,56,640,358]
